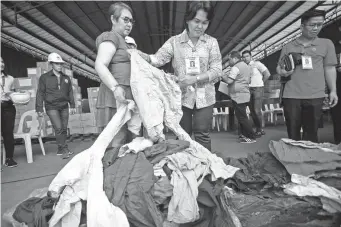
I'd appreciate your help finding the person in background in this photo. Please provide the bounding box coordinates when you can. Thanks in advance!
[137,1,222,151]
[276,9,338,142]
[1,57,18,167]
[222,51,256,143]
[36,53,76,159]
[331,63,341,144]
[95,2,139,150]
[242,50,271,137]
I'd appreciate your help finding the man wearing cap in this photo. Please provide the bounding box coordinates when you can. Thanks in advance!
[276,9,338,142]
[36,53,76,159]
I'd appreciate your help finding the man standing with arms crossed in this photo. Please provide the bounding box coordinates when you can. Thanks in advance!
[36,53,76,159]
[242,50,271,136]
[277,9,338,142]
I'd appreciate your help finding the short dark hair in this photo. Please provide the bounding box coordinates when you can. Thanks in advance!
[230,51,241,60]
[108,2,133,23]
[301,9,326,24]
[184,1,214,31]
[242,50,251,56]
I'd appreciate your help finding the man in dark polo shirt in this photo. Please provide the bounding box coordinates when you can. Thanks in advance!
[276,9,338,142]
[36,53,76,159]
[223,51,256,143]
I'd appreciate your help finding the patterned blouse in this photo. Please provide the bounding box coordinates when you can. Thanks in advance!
[150,30,222,109]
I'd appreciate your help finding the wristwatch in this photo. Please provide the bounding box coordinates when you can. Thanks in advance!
[196,76,200,82]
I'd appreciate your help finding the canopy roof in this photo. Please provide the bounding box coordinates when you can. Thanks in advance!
[1,1,340,80]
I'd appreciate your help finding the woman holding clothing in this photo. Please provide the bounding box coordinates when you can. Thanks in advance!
[1,57,18,167]
[138,1,222,150]
[95,2,138,149]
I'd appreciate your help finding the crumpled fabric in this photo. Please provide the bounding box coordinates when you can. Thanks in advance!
[118,137,154,157]
[48,186,82,227]
[103,152,163,227]
[144,139,190,164]
[220,186,339,227]
[269,139,341,176]
[130,52,239,223]
[313,169,341,190]
[154,150,207,223]
[116,100,142,136]
[224,152,291,194]
[48,102,139,227]
[3,188,49,227]
[284,174,341,213]
[12,196,56,227]
[151,177,173,206]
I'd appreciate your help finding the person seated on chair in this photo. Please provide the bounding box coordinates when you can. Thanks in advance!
[36,53,77,159]
[1,56,18,167]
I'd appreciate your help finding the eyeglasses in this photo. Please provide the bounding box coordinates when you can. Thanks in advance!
[305,23,324,29]
[121,17,135,25]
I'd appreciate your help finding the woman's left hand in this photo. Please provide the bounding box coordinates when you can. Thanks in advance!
[178,75,197,88]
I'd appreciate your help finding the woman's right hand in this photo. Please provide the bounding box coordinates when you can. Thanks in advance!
[113,86,127,104]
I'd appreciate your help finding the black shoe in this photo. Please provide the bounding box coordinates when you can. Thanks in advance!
[255,130,265,137]
[57,149,63,156]
[5,158,18,168]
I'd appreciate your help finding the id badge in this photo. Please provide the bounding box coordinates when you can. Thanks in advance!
[302,55,313,70]
[185,56,200,74]
[197,88,206,100]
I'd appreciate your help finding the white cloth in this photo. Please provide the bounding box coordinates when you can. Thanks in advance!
[130,52,239,223]
[49,102,139,227]
[284,174,341,213]
[248,60,267,87]
[1,74,15,101]
[118,137,153,157]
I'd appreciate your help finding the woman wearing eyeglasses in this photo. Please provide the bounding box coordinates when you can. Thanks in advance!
[95,2,138,149]
[137,1,222,151]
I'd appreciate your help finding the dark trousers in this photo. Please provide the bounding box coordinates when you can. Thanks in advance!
[331,101,341,144]
[47,108,69,151]
[249,87,264,131]
[180,105,213,151]
[1,102,16,159]
[232,101,255,139]
[282,98,324,142]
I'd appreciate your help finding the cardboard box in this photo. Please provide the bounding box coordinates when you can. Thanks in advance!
[87,87,99,99]
[36,62,52,72]
[83,126,99,134]
[69,127,84,135]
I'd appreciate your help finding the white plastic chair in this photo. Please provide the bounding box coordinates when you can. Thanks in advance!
[269,103,285,125]
[212,108,221,131]
[261,104,272,127]
[13,110,45,163]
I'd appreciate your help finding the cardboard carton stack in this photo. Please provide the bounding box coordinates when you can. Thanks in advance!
[68,112,98,135]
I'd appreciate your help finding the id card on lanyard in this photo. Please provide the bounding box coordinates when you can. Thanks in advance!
[185,56,200,75]
[302,55,313,70]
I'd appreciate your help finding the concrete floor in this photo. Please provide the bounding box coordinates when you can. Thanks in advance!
[1,123,335,226]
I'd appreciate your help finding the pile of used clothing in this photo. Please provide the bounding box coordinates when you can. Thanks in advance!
[4,53,341,227]
[219,139,341,227]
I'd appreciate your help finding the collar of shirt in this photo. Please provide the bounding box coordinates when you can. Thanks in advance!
[248,60,255,65]
[294,37,320,47]
[179,29,207,44]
